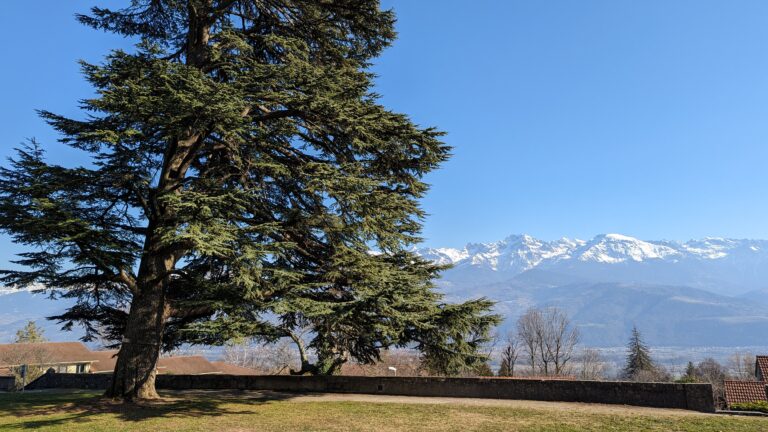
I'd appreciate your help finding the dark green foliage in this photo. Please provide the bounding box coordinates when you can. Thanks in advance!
[622,325,655,379]
[675,375,698,384]
[675,361,698,383]
[0,0,498,386]
[417,299,500,376]
[730,401,768,413]
[473,362,494,377]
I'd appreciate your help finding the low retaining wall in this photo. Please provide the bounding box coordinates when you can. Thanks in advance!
[0,376,15,391]
[26,372,110,390]
[25,372,715,412]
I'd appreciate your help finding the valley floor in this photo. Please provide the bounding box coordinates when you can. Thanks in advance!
[0,389,765,431]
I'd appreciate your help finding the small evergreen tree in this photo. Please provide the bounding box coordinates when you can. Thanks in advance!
[676,361,698,383]
[622,325,655,379]
[473,361,494,377]
[14,321,47,344]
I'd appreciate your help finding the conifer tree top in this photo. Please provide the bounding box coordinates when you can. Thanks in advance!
[623,325,655,379]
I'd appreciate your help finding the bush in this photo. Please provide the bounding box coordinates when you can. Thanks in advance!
[730,401,768,413]
[675,376,698,384]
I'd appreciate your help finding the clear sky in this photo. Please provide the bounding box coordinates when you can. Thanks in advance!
[2,1,768,257]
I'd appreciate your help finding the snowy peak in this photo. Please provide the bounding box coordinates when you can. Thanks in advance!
[574,233,681,263]
[417,247,469,266]
[417,233,768,274]
[421,234,586,273]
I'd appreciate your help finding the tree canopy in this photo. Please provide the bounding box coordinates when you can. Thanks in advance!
[0,0,498,399]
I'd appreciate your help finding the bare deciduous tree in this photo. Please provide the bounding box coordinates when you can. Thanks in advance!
[221,339,298,375]
[696,357,728,401]
[341,349,426,377]
[497,334,519,377]
[517,308,541,375]
[544,308,580,375]
[578,348,605,381]
[728,352,756,381]
[516,307,579,376]
[632,367,671,383]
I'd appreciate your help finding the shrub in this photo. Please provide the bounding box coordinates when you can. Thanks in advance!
[730,401,768,413]
[675,376,698,384]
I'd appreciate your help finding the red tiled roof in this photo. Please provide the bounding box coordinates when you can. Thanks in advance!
[90,351,221,375]
[756,356,768,381]
[724,380,768,406]
[0,342,98,367]
[89,350,119,373]
[157,356,221,375]
[210,361,259,375]
[0,343,260,376]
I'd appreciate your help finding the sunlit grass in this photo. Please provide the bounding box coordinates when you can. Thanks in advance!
[0,390,764,431]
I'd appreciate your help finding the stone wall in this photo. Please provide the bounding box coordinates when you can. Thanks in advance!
[0,377,15,391]
[25,371,110,390]
[25,372,715,412]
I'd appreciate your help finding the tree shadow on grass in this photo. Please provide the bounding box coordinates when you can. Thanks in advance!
[0,389,298,429]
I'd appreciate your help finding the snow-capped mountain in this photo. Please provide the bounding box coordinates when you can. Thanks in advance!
[3,233,768,348]
[416,234,768,347]
[420,234,581,271]
[418,234,768,295]
[419,233,768,268]
[576,233,681,263]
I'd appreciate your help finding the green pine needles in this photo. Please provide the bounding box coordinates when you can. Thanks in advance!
[0,1,498,400]
[623,325,655,380]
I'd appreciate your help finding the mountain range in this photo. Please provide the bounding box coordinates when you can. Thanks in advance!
[2,233,768,349]
[417,234,768,347]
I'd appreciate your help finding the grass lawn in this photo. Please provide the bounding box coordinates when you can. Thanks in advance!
[0,390,765,432]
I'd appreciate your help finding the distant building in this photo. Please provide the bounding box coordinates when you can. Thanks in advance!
[723,355,768,408]
[0,342,99,376]
[755,355,768,381]
[88,350,227,375]
[0,342,257,379]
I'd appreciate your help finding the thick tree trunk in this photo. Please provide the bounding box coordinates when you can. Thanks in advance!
[105,0,211,401]
[106,240,173,400]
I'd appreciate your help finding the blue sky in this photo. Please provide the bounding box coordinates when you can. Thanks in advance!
[2,1,768,256]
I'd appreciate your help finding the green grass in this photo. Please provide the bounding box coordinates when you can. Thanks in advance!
[0,390,765,431]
